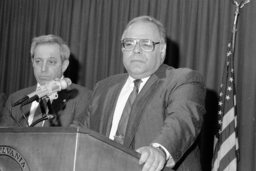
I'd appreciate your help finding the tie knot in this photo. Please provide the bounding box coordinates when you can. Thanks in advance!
[133,79,141,93]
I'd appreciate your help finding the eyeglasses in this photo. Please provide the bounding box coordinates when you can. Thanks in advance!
[121,38,160,52]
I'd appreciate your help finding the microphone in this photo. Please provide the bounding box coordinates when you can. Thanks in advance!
[13,78,72,107]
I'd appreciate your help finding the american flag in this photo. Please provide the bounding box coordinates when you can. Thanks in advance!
[212,42,239,171]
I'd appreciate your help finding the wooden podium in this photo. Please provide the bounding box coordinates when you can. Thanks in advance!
[0,127,141,171]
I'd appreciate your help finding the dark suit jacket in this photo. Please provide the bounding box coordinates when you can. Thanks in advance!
[0,83,91,127]
[87,64,206,171]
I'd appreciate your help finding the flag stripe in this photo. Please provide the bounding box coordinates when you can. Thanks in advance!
[222,107,235,131]
[219,146,237,171]
[220,119,236,145]
[223,159,236,171]
[213,116,236,160]
[214,131,236,161]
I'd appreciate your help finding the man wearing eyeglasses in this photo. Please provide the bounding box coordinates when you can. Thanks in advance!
[86,16,206,171]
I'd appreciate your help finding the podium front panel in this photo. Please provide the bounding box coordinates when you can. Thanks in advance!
[0,127,141,171]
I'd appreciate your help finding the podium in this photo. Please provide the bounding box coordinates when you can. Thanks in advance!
[0,127,141,171]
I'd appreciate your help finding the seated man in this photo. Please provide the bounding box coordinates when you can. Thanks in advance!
[85,16,206,171]
[0,34,91,127]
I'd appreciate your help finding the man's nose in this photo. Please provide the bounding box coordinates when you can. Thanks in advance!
[133,41,142,53]
[41,62,48,72]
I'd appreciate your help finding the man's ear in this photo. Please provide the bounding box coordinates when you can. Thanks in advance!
[62,60,69,73]
[160,44,166,62]
[31,57,35,67]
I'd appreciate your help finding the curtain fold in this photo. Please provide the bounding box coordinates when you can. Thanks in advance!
[0,0,255,170]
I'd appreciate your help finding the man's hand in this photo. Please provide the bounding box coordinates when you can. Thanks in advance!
[136,146,166,171]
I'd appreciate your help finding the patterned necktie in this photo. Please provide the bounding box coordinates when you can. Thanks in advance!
[114,79,141,144]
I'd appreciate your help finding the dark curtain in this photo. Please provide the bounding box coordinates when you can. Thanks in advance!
[0,0,256,170]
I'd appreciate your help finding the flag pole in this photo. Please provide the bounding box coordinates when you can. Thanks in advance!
[229,0,250,164]
[231,0,250,53]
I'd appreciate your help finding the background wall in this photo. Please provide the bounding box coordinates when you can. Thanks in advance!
[0,0,255,170]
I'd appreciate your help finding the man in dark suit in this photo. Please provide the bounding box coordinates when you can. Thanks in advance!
[0,34,91,127]
[86,16,206,171]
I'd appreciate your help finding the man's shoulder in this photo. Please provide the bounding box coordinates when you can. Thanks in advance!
[70,83,90,91]
[172,67,204,83]
[9,86,35,98]
[96,73,127,86]
[69,83,92,95]
[4,86,35,106]
[160,65,204,82]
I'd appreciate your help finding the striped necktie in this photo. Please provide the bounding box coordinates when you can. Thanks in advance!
[114,79,141,144]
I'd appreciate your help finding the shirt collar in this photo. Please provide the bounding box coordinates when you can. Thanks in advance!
[127,75,150,92]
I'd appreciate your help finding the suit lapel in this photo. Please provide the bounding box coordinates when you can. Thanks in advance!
[51,91,67,126]
[17,104,31,127]
[102,77,128,136]
[13,86,37,127]
[50,85,76,126]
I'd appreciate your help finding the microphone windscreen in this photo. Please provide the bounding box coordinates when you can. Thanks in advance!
[60,78,72,89]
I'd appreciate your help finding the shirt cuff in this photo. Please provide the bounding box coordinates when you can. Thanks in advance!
[151,143,175,167]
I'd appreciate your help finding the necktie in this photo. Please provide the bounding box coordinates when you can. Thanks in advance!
[114,79,141,144]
